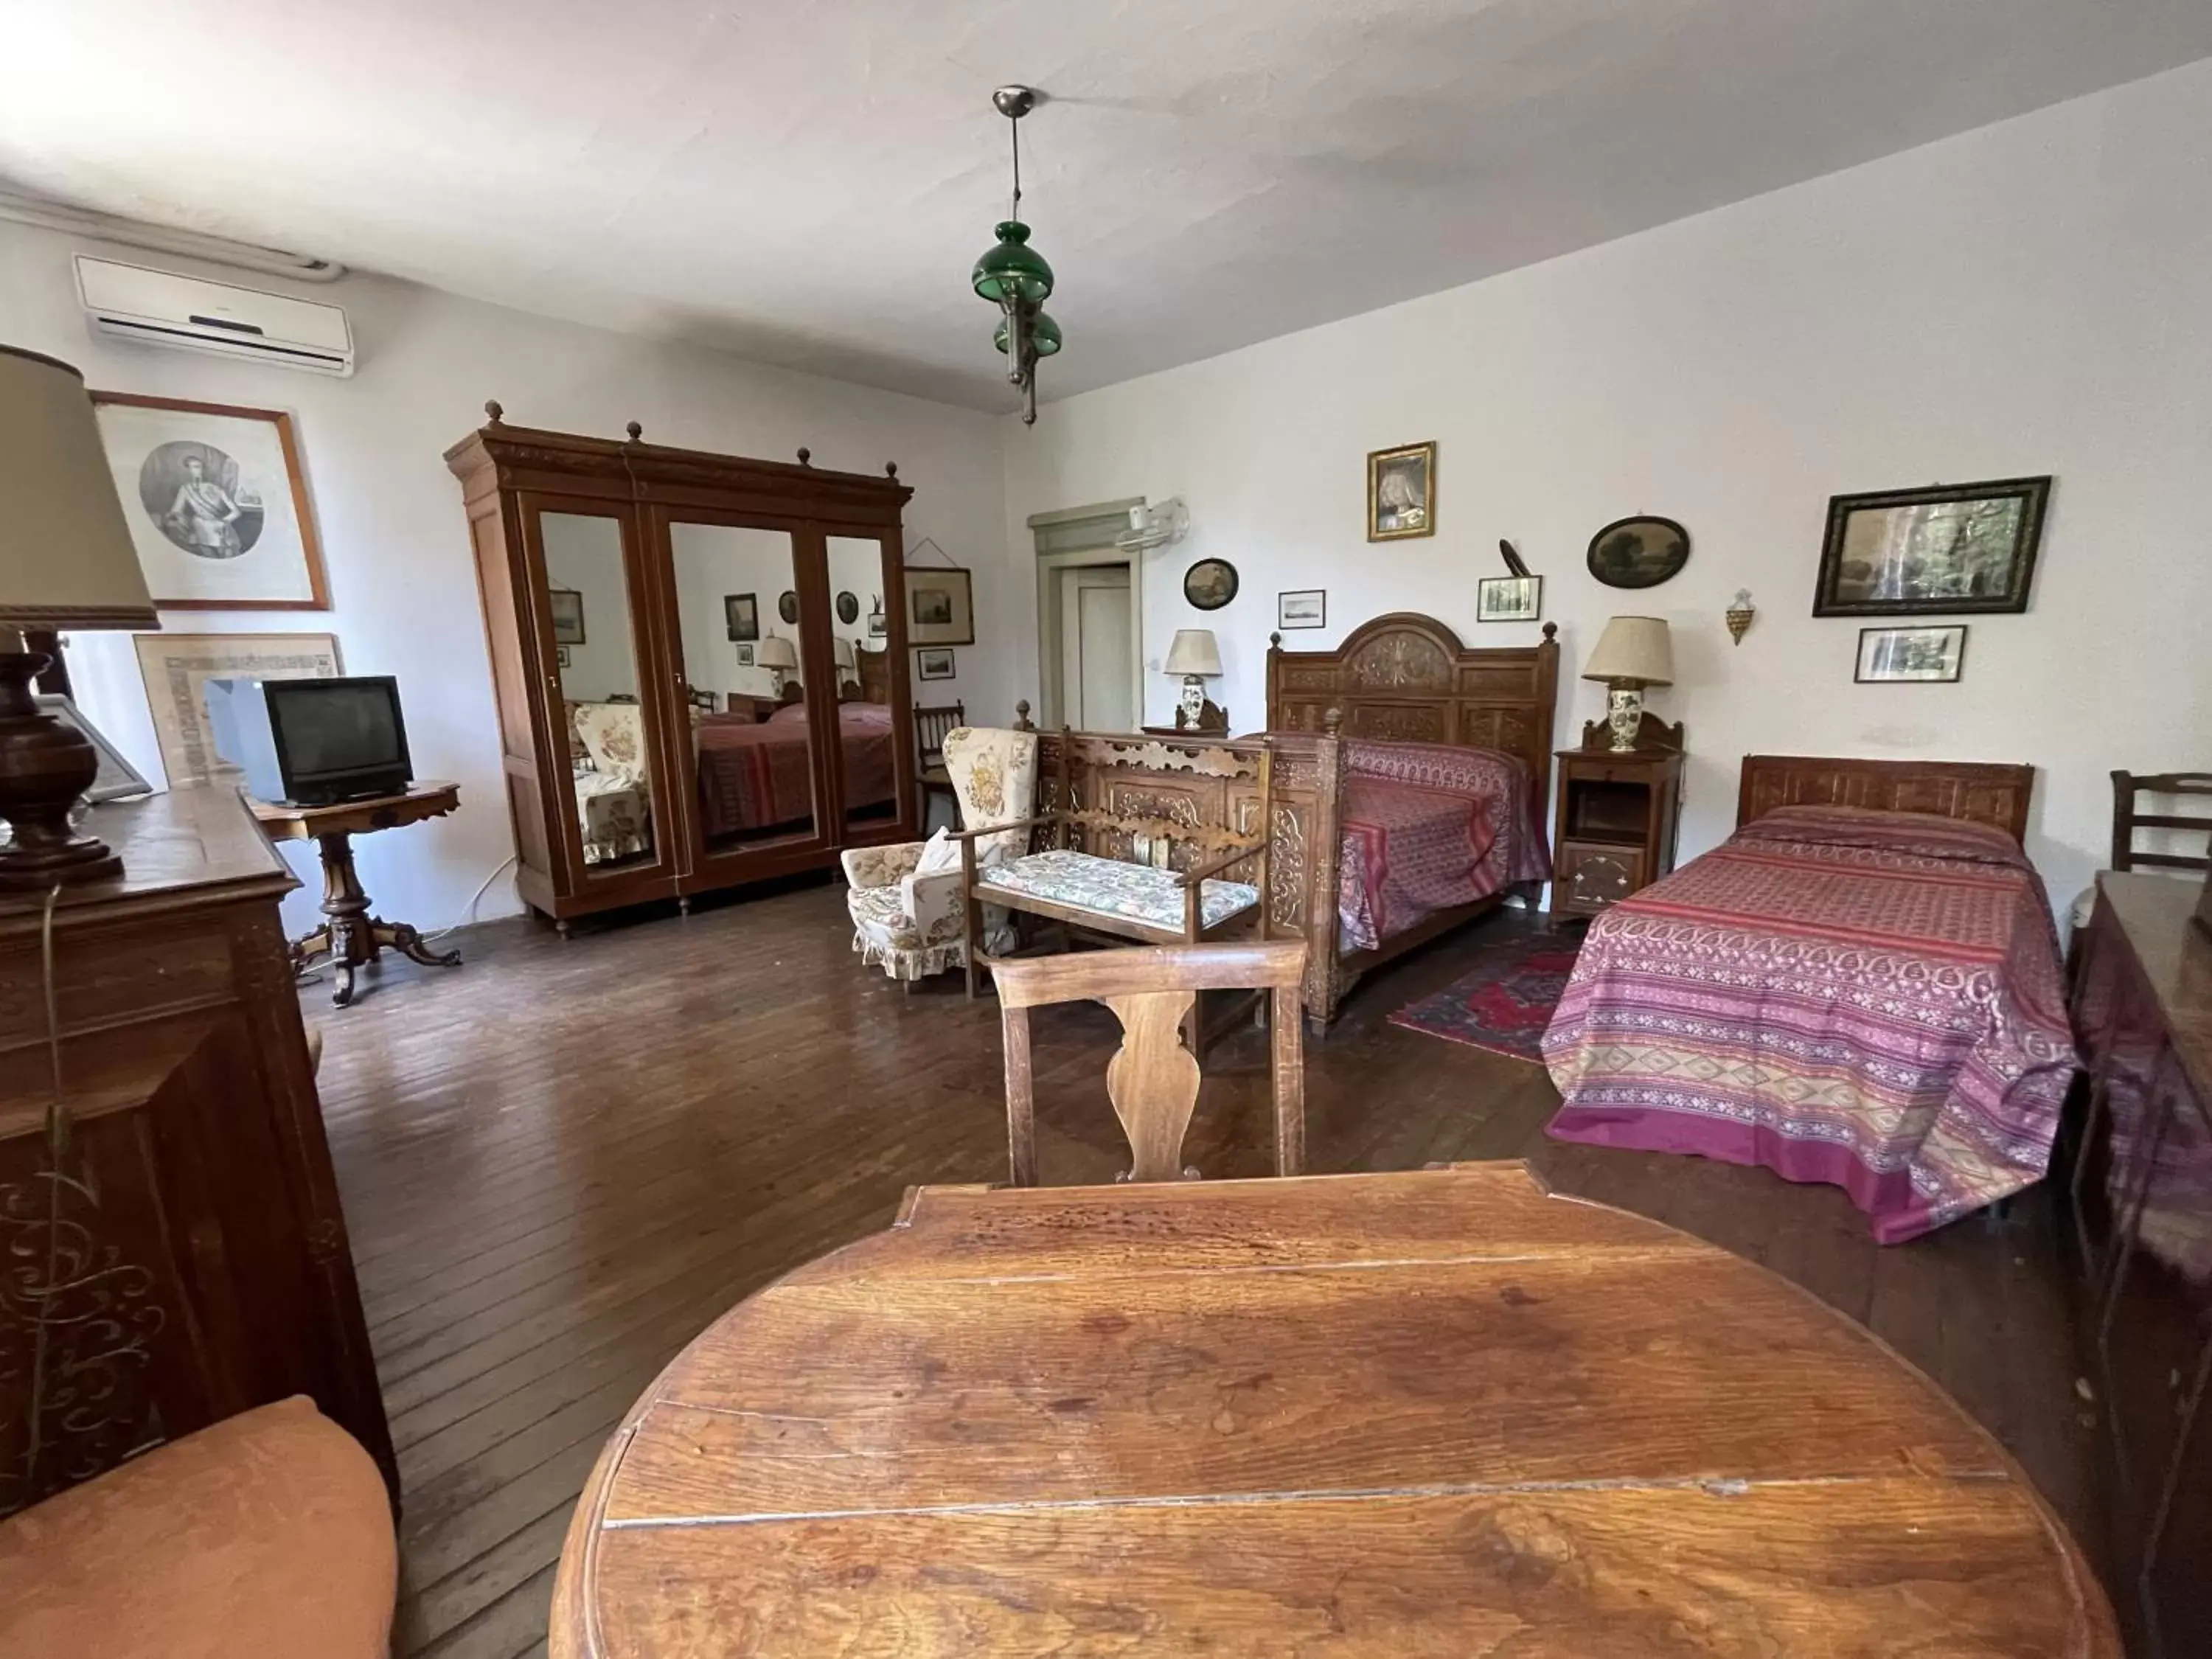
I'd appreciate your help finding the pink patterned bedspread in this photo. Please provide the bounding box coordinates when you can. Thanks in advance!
[1541,804,2078,1243]
[1335,740,1551,953]
[695,702,896,836]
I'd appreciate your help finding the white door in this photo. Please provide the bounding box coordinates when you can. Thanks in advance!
[1059,564,1133,731]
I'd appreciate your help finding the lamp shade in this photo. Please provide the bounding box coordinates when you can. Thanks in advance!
[0,346,156,630]
[754,634,799,670]
[831,636,855,669]
[1163,628,1222,678]
[1582,616,1673,686]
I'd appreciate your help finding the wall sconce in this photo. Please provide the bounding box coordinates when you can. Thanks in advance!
[1725,588,1756,646]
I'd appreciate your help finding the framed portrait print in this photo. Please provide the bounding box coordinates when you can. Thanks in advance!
[548,588,587,645]
[724,592,759,641]
[1814,476,2051,616]
[734,642,755,667]
[133,630,341,787]
[1477,575,1543,623]
[1587,515,1689,589]
[1277,589,1326,630]
[916,647,957,681]
[835,591,860,625]
[904,566,974,646]
[1366,441,1436,541]
[91,392,331,609]
[778,590,799,625]
[1854,625,1966,684]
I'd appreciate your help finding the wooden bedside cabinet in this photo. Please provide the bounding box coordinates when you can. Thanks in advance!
[1551,714,1683,922]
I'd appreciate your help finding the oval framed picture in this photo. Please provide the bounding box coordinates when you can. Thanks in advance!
[1587,515,1689,589]
[835,590,859,625]
[778,590,799,625]
[1183,557,1239,611]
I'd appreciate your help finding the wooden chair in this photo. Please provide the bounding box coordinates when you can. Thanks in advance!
[2111,770,2212,874]
[990,940,1308,1187]
[914,700,964,827]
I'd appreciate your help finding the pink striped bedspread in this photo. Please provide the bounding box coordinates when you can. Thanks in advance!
[695,702,896,836]
[1541,804,2078,1242]
[1335,740,1551,954]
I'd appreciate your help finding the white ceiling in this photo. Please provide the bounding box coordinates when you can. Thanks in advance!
[6,2,2211,413]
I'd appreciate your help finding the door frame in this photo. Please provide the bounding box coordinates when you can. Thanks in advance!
[1032,498,1145,731]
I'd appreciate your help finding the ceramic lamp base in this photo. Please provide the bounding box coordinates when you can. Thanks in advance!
[0,651,120,890]
[1605,684,1645,752]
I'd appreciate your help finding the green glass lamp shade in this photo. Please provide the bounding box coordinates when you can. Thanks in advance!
[993,309,1062,358]
[973,221,1054,305]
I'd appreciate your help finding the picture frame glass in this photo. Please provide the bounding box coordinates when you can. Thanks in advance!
[91,394,330,610]
[1855,625,1966,683]
[1477,575,1543,622]
[903,567,974,646]
[1366,443,1435,540]
[1183,558,1239,612]
[133,631,342,788]
[1816,478,2048,616]
[1587,517,1688,589]
[1277,589,1326,630]
[548,588,587,645]
[917,647,956,681]
[725,593,759,642]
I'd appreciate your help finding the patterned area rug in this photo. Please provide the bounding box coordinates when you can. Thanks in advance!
[1388,929,1584,1062]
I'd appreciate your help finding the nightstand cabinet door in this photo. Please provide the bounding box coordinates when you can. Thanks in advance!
[1559,841,1647,913]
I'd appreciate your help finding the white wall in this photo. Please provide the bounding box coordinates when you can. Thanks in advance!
[0,218,1009,933]
[999,58,2212,909]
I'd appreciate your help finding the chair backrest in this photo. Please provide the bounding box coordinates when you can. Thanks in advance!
[572,701,649,783]
[942,725,1038,864]
[990,940,1308,1186]
[2111,770,2212,874]
[915,702,965,768]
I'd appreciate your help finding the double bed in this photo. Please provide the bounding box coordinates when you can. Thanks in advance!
[693,700,898,838]
[1541,754,2077,1242]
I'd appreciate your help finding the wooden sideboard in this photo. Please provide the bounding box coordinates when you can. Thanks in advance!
[2065,871,2212,1659]
[0,786,394,1517]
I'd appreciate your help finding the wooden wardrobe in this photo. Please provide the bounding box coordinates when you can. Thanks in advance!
[446,408,918,928]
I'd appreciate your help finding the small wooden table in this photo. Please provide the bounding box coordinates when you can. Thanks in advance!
[549,1164,2117,1657]
[251,782,462,1007]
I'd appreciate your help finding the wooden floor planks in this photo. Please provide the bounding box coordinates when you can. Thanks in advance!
[310,881,2098,1658]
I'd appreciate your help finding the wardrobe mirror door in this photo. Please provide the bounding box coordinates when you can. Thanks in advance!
[540,509,656,876]
[826,535,901,833]
[668,521,816,849]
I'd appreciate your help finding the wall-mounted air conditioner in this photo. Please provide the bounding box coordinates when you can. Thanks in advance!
[74,255,354,377]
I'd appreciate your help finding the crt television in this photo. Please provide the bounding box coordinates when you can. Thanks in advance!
[205,675,413,806]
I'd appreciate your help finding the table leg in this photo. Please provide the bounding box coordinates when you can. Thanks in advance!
[372,919,462,970]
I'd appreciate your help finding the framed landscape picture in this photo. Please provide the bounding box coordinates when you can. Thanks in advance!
[724,592,759,641]
[1855,625,1967,684]
[916,647,956,681]
[133,630,341,787]
[1366,441,1435,541]
[1587,515,1689,589]
[91,392,330,609]
[1477,574,1543,623]
[548,588,587,645]
[904,566,974,646]
[1814,476,2051,616]
[1277,589,1326,630]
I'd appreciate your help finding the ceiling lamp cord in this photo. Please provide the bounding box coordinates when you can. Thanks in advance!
[972,86,1060,425]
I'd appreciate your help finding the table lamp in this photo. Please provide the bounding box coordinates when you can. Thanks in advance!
[1163,627,1225,733]
[756,633,799,695]
[1582,616,1672,753]
[0,345,159,888]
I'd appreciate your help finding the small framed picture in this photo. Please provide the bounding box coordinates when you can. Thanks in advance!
[725,592,759,642]
[1277,589,1326,630]
[36,695,151,803]
[1854,625,1966,684]
[734,642,755,667]
[1366,441,1436,541]
[1477,574,1543,623]
[1587,515,1690,589]
[904,567,975,646]
[916,646,957,681]
[555,644,572,669]
[548,588,587,645]
[1815,476,2051,616]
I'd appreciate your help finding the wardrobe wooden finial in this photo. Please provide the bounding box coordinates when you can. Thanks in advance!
[625,421,643,442]
[797,447,813,467]
[484,400,504,423]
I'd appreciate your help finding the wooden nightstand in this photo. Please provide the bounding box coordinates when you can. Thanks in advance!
[1551,713,1683,922]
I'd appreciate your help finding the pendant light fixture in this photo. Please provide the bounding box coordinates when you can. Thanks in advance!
[973,85,1060,425]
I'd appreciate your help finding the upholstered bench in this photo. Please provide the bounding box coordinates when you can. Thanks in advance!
[0,1395,396,1658]
[976,849,1260,939]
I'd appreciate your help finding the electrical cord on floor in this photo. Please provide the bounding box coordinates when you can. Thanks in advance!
[292,854,521,986]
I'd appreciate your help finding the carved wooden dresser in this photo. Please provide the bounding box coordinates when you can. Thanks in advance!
[0,786,394,1517]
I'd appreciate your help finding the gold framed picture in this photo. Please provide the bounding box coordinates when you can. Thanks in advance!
[1366,441,1436,541]
[91,392,331,610]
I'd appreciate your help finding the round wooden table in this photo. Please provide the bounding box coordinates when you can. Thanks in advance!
[552,1164,2118,1657]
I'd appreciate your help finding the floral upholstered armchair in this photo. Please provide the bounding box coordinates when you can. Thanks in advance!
[570,701,653,866]
[842,724,1038,984]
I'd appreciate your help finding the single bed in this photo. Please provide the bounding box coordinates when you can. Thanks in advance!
[693,700,897,838]
[1541,754,2076,1242]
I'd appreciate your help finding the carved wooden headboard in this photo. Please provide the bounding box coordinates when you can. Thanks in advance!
[1267,613,1561,810]
[1736,755,2036,844]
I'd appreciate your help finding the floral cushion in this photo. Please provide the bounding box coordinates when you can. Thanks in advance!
[978,849,1259,933]
[573,702,650,784]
